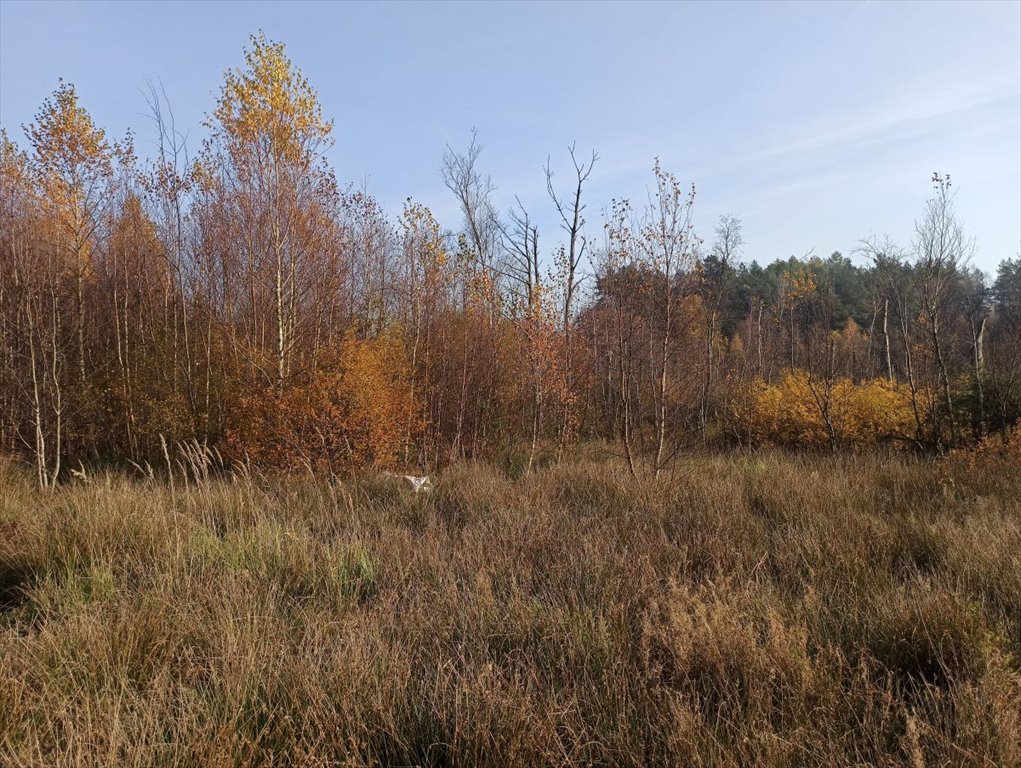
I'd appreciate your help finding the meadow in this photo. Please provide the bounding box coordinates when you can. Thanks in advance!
[0,449,1019,767]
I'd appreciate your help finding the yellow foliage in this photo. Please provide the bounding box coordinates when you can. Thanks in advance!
[212,33,332,165]
[779,266,816,307]
[25,81,114,270]
[27,81,112,185]
[732,370,919,448]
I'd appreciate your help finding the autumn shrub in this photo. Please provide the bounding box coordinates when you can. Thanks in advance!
[939,422,1021,497]
[226,330,421,472]
[732,369,921,448]
[946,423,1021,471]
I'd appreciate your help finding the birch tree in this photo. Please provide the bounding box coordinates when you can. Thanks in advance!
[200,33,335,389]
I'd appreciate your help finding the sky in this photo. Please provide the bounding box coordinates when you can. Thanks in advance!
[1,0,1019,275]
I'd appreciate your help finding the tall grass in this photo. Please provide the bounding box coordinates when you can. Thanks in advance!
[0,451,1018,767]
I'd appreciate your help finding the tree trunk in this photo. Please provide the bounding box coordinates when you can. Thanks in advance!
[929,310,957,447]
[883,297,894,383]
[972,314,987,437]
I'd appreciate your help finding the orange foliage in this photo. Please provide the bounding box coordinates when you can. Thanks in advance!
[226,331,421,472]
[945,425,1021,474]
[732,370,919,448]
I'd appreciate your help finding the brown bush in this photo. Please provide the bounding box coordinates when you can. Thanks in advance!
[226,330,422,472]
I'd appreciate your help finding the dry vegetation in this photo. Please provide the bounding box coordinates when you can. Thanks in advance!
[1,448,1019,767]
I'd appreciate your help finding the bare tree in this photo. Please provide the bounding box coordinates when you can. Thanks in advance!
[962,271,990,437]
[699,214,742,440]
[501,199,545,471]
[545,145,597,449]
[545,145,598,333]
[640,161,698,477]
[501,198,541,310]
[601,199,641,477]
[913,173,974,447]
[441,130,501,320]
[144,80,200,428]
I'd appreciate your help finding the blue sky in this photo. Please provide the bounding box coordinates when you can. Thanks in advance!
[1,0,1019,274]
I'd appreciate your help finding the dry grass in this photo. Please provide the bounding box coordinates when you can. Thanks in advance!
[0,450,1019,767]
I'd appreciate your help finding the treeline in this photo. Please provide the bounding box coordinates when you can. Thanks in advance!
[1,35,1018,486]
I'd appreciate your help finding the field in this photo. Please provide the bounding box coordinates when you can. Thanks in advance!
[1,450,1019,767]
